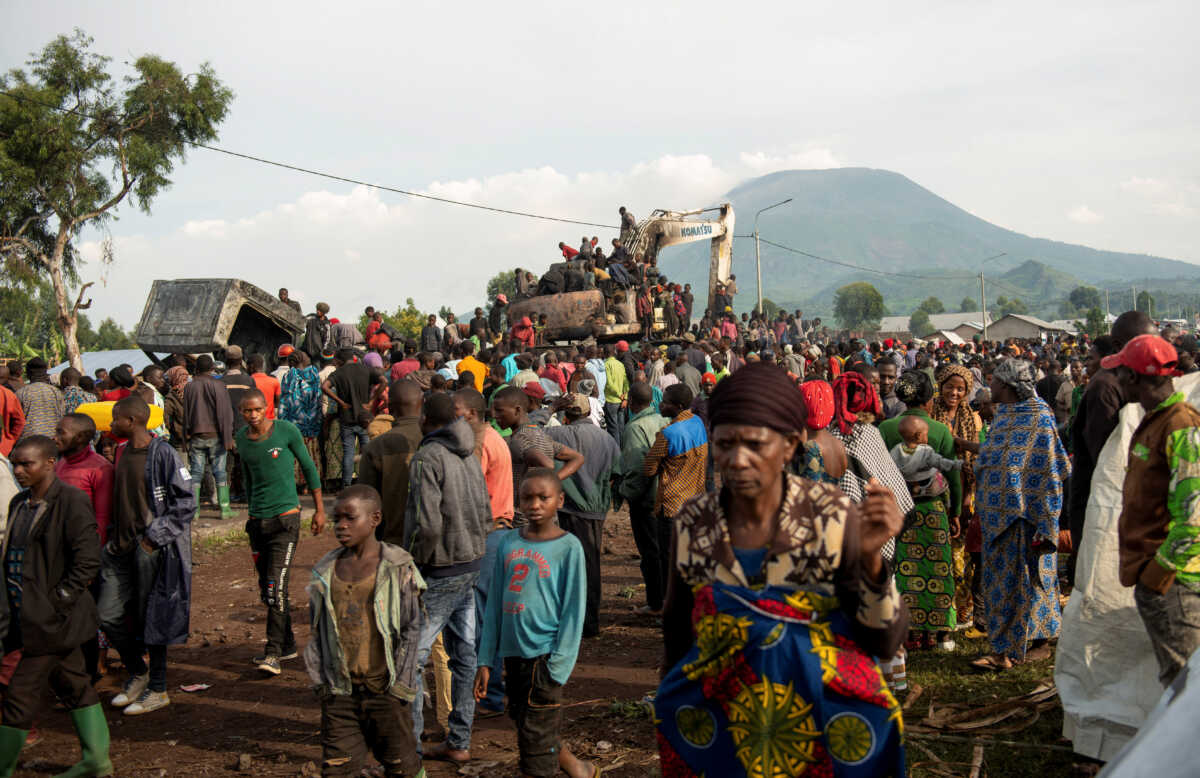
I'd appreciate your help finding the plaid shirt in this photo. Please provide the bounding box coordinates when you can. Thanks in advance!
[643,409,708,517]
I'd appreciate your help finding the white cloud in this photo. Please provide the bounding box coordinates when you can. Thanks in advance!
[1120,176,1170,198]
[1067,205,1103,224]
[76,149,841,328]
[739,148,841,172]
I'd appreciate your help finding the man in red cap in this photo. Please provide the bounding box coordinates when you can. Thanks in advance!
[1109,334,1200,687]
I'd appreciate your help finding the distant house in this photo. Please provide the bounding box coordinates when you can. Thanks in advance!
[876,311,994,340]
[952,321,986,340]
[986,314,1072,341]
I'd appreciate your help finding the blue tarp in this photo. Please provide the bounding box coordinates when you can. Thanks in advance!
[49,349,166,376]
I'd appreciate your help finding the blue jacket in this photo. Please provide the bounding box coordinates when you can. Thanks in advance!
[135,437,195,645]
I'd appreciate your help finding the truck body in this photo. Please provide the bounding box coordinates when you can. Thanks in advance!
[134,278,305,360]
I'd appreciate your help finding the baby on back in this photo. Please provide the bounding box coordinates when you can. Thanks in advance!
[889,415,962,499]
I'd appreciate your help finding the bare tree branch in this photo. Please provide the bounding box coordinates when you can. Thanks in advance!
[72,280,94,314]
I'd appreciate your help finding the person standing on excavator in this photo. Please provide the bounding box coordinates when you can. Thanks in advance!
[619,206,636,245]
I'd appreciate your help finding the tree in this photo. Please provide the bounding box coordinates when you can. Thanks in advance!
[0,31,233,370]
[379,298,427,341]
[92,317,135,350]
[438,305,455,322]
[917,296,945,315]
[1068,286,1103,312]
[1136,291,1155,317]
[909,309,934,338]
[995,295,1028,317]
[486,271,517,305]
[1075,307,1108,339]
[760,297,783,320]
[960,297,977,313]
[833,282,885,331]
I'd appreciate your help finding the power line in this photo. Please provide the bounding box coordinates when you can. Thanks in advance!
[0,88,619,230]
[756,237,978,281]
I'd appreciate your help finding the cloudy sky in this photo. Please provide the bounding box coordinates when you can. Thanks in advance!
[4,0,1197,328]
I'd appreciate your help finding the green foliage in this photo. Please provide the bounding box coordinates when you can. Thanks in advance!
[1068,286,1103,312]
[960,297,977,313]
[760,297,783,320]
[0,30,233,368]
[833,282,885,331]
[1075,308,1108,339]
[380,298,427,341]
[995,295,1028,317]
[917,296,945,315]
[92,317,135,349]
[1136,290,1155,317]
[486,271,517,305]
[909,309,934,338]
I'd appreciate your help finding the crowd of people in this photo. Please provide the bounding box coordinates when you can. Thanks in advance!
[0,291,1197,776]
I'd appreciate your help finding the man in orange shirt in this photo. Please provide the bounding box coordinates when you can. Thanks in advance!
[246,354,281,419]
[455,341,487,393]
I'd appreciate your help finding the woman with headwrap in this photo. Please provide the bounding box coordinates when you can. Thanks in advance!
[163,365,190,452]
[793,379,847,485]
[931,364,984,632]
[970,358,1070,671]
[832,371,916,692]
[878,369,962,651]
[656,362,908,777]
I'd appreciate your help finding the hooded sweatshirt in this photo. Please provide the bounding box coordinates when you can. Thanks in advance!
[402,418,491,577]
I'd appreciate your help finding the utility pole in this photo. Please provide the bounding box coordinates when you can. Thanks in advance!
[754,198,792,317]
[1133,285,1137,313]
[981,271,988,342]
[1105,289,1110,318]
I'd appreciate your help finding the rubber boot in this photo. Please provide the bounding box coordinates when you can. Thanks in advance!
[0,725,28,778]
[52,704,112,778]
[217,484,237,520]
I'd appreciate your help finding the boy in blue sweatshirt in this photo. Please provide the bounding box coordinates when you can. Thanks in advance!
[304,485,425,777]
[474,469,594,778]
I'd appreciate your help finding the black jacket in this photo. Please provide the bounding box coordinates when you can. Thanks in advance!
[0,480,101,656]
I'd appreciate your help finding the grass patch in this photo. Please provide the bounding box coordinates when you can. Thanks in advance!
[196,516,313,553]
[904,634,1078,777]
[607,699,653,721]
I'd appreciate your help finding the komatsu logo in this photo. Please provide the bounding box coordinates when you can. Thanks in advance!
[680,224,713,237]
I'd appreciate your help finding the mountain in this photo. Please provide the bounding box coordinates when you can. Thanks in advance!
[656,168,1200,318]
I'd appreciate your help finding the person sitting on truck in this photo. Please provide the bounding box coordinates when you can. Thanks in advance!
[511,317,536,350]
[558,241,579,260]
[278,288,302,314]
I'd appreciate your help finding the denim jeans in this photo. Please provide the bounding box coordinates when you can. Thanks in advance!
[603,402,624,447]
[341,424,369,487]
[413,571,479,751]
[474,531,507,711]
[188,436,228,486]
[97,543,170,691]
[1135,582,1200,687]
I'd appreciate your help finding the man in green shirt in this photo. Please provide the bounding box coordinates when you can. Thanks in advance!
[618,382,668,615]
[236,389,326,676]
[603,344,630,446]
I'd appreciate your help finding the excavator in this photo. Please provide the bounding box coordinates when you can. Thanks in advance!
[506,203,735,342]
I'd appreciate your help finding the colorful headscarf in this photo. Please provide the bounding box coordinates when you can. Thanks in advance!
[933,364,980,444]
[165,365,190,400]
[832,372,882,435]
[993,358,1037,401]
[799,379,835,431]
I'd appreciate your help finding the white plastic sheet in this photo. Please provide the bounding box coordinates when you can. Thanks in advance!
[1054,373,1200,759]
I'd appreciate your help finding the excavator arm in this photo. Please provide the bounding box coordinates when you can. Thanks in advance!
[626,203,735,317]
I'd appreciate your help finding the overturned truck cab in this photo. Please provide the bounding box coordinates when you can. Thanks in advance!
[135,278,305,362]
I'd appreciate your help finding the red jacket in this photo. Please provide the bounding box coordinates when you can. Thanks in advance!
[55,447,115,545]
[0,385,24,456]
[561,245,579,259]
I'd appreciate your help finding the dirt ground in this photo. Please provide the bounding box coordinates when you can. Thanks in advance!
[16,501,663,777]
[16,498,1087,777]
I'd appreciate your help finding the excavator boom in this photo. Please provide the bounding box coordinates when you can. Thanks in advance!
[626,203,735,316]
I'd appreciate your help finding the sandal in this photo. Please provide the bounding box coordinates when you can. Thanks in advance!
[970,654,1014,672]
